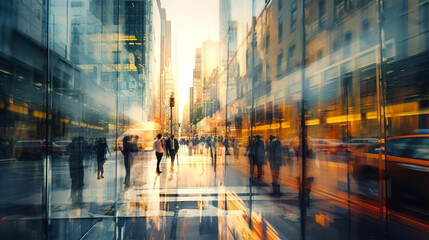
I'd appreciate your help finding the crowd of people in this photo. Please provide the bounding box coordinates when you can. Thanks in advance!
[63,132,301,207]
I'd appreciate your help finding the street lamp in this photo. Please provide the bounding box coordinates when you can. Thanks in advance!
[170,95,174,136]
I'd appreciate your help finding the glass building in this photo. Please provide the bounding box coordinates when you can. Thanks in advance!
[0,0,428,239]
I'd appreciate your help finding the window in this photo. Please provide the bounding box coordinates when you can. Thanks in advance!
[278,0,282,10]
[287,44,296,65]
[266,63,271,81]
[290,0,297,32]
[362,19,370,33]
[319,0,326,27]
[387,138,412,158]
[335,0,346,19]
[368,144,381,154]
[344,31,352,57]
[333,38,340,51]
[277,50,283,76]
[278,15,283,43]
[411,138,429,160]
[71,1,83,7]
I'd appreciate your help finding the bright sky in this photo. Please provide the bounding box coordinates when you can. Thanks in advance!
[162,0,219,123]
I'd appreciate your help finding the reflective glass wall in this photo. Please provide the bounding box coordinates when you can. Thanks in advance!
[215,0,428,239]
[1,0,158,238]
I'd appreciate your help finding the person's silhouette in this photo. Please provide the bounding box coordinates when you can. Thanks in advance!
[166,135,179,172]
[68,136,88,206]
[153,134,164,174]
[120,136,131,187]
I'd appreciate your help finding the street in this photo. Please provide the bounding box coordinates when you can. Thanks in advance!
[1,147,427,239]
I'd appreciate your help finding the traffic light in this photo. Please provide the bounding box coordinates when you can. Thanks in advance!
[169,96,174,107]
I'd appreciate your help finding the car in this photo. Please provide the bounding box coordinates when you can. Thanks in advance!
[345,138,378,151]
[310,138,345,153]
[350,134,429,211]
[55,140,72,155]
[14,140,62,160]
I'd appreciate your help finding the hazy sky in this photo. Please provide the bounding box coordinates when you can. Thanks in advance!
[162,0,219,123]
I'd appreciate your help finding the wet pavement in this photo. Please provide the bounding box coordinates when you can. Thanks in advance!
[0,148,427,239]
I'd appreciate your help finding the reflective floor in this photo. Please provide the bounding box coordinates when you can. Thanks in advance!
[1,146,427,239]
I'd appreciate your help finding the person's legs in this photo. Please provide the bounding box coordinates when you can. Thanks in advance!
[124,154,130,186]
[97,154,103,179]
[170,151,176,171]
[156,152,163,173]
[100,161,104,178]
[70,177,77,203]
[257,162,263,180]
[270,164,280,195]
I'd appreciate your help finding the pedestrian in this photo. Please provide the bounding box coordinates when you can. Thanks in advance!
[253,135,266,180]
[224,137,230,155]
[120,135,131,188]
[153,134,164,174]
[166,134,179,172]
[209,136,217,167]
[245,136,254,175]
[68,136,88,206]
[233,138,239,159]
[268,135,284,196]
[96,137,107,179]
[195,136,200,155]
[188,138,193,156]
[103,137,112,159]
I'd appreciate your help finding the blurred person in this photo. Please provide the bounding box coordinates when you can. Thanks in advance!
[131,135,139,152]
[268,135,284,196]
[224,137,230,155]
[153,134,164,174]
[68,136,88,206]
[232,138,239,159]
[188,138,193,156]
[200,136,205,154]
[205,137,211,156]
[120,136,131,188]
[96,137,107,179]
[166,134,179,172]
[253,135,266,180]
[103,137,112,159]
[193,136,199,155]
[297,176,315,208]
[209,136,217,166]
[87,138,96,159]
[161,136,167,158]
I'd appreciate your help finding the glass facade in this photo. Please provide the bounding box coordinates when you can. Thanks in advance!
[0,0,428,239]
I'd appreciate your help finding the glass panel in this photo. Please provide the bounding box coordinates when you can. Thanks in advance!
[47,0,118,237]
[304,0,386,239]
[0,1,47,239]
[384,0,429,236]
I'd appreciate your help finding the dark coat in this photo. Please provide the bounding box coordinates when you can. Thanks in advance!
[68,138,88,188]
[268,139,283,167]
[166,138,179,154]
[253,139,266,165]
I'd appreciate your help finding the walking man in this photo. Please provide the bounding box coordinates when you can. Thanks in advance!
[68,136,88,206]
[166,134,179,172]
[268,135,284,196]
[153,134,164,174]
[253,135,266,181]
